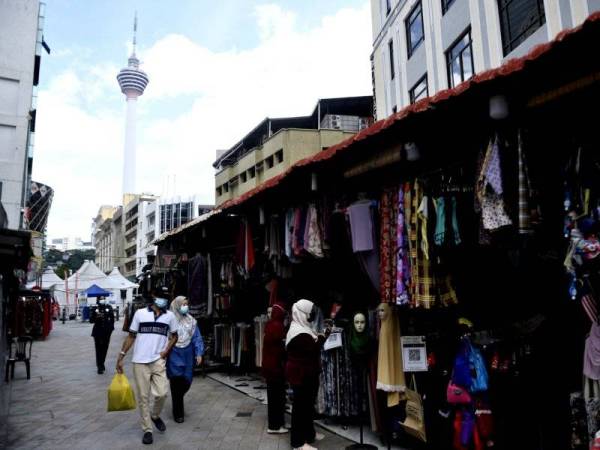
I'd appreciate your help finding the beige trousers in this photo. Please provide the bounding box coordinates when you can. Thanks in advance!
[133,358,169,432]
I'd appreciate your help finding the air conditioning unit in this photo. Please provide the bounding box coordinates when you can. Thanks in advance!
[331,115,341,129]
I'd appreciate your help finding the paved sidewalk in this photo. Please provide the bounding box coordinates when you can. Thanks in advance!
[4,321,353,450]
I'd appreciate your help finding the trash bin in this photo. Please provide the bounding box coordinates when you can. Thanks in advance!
[82,306,90,322]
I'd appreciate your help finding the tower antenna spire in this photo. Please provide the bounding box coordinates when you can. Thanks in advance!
[132,11,138,55]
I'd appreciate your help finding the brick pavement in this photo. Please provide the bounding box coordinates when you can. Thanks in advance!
[4,321,355,450]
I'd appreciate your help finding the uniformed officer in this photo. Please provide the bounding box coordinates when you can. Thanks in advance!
[90,296,115,374]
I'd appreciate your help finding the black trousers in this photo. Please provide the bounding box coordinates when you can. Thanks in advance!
[94,334,111,370]
[291,382,317,448]
[170,376,191,419]
[267,379,286,430]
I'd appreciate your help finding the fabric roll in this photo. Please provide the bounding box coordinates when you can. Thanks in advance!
[584,322,600,380]
[379,188,398,303]
[306,204,324,258]
[396,186,411,305]
[518,130,533,235]
[376,303,406,407]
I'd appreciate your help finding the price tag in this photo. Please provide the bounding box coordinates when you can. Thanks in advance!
[324,331,343,351]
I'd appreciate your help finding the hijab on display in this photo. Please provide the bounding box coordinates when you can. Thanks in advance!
[585,322,600,380]
[286,299,318,347]
[170,296,197,349]
[349,312,370,357]
[376,302,407,407]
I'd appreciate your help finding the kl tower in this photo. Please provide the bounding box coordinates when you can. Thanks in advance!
[117,14,149,197]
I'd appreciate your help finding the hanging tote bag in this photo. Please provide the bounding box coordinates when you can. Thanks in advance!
[400,375,427,442]
[468,343,489,393]
[107,373,136,412]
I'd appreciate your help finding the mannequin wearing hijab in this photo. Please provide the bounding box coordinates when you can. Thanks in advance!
[285,299,331,450]
[376,303,407,407]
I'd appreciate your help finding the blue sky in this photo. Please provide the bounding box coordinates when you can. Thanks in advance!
[35,1,373,240]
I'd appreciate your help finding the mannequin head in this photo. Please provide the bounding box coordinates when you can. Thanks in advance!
[353,313,367,333]
[377,303,390,321]
[267,307,273,320]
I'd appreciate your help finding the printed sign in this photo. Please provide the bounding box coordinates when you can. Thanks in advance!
[402,336,428,372]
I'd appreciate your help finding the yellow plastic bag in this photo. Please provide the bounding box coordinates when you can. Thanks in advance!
[107,373,136,412]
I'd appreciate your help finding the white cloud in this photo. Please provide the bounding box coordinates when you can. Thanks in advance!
[34,2,373,240]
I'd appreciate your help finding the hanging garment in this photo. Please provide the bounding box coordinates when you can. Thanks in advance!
[305,204,324,258]
[376,303,406,407]
[206,253,213,316]
[434,196,462,247]
[236,220,256,273]
[397,186,411,305]
[517,131,534,235]
[585,322,600,380]
[408,182,436,309]
[477,137,513,231]
[348,201,376,252]
[285,209,294,259]
[188,254,208,306]
[379,188,398,303]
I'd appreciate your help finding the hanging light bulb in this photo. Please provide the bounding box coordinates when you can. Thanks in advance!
[489,95,509,120]
[259,205,265,225]
[404,142,420,161]
[311,172,318,191]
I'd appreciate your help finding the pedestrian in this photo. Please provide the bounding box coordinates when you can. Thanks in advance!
[262,301,288,434]
[285,299,331,450]
[90,296,114,374]
[115,290,178,445]
[167,296,204,423]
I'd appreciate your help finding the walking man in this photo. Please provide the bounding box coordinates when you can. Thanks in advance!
[90,296,114,374]
[116,291,178,445]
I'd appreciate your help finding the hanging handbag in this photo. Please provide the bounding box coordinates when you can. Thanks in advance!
[447,380,472,404]
[469,343,489,393]
[400,374,427,442]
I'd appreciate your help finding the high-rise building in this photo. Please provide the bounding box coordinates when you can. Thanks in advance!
[116,14,149,197]
[0,0,48,230]
[370,0,600,119]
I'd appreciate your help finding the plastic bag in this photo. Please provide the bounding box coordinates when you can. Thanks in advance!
[107,373,136,412]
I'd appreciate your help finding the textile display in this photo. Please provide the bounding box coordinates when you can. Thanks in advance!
[379,187,399,303]
[254,314,267,368]
[585,322,600,381]
[318,331,362,417]
[376,303,406,407]
[397,186,411,305]
[348,201,376,252]
[188,254,208,306]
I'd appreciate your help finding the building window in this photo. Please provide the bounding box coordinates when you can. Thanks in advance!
[405,2,424,58]
[223,183,229,193]
[240,172,247,183]
[265,155,274,169]
[497,0,545,55]
[388,40,395,80]
[409,74,428,104]
[216,186,222,196]
[276,149,284,164]
[446,29,474,88]
[442,0,456,14]
[386,0,392,15]
[248,167,256,179]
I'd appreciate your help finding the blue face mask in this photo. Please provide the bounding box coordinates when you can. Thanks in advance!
[154,297,168,309]
[179,305,189,315]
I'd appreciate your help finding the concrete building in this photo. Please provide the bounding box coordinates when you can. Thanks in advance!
[92,205,118,272]
[49,237,93,252]
[117,14,149,197]
[122,194,157,279]
[0,0,47,229]
[213,97,373,206]
[136,196,212,276]
[370,0,600,118]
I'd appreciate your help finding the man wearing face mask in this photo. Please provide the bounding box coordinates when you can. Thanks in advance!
[90,296,115,374]
[116,289,179,445]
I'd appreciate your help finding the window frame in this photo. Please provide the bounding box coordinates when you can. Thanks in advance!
[497,0,546,56]
[405,1,425,58]
[388,39,395,80]
[409,74,429,104]
[445,28,474,89]
[441,0,456,15]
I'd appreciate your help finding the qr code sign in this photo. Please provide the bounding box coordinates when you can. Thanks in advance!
[409,349,421,362]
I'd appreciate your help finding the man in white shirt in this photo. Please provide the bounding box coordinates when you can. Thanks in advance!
[116,291,178,445]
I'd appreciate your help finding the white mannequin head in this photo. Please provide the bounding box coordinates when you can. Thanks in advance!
[353,313,366,333]
[377,303,389,321]
[267,307,273,320]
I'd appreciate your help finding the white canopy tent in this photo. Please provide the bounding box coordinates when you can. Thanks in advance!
[26,267,63,290]
[106,267,138,304]
[53,260,117,308]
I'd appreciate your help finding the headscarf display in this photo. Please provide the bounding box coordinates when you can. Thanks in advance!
[170,296,197,349]
[285,299,318,347]
[376,303,407,407]
[585,322,600,380]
